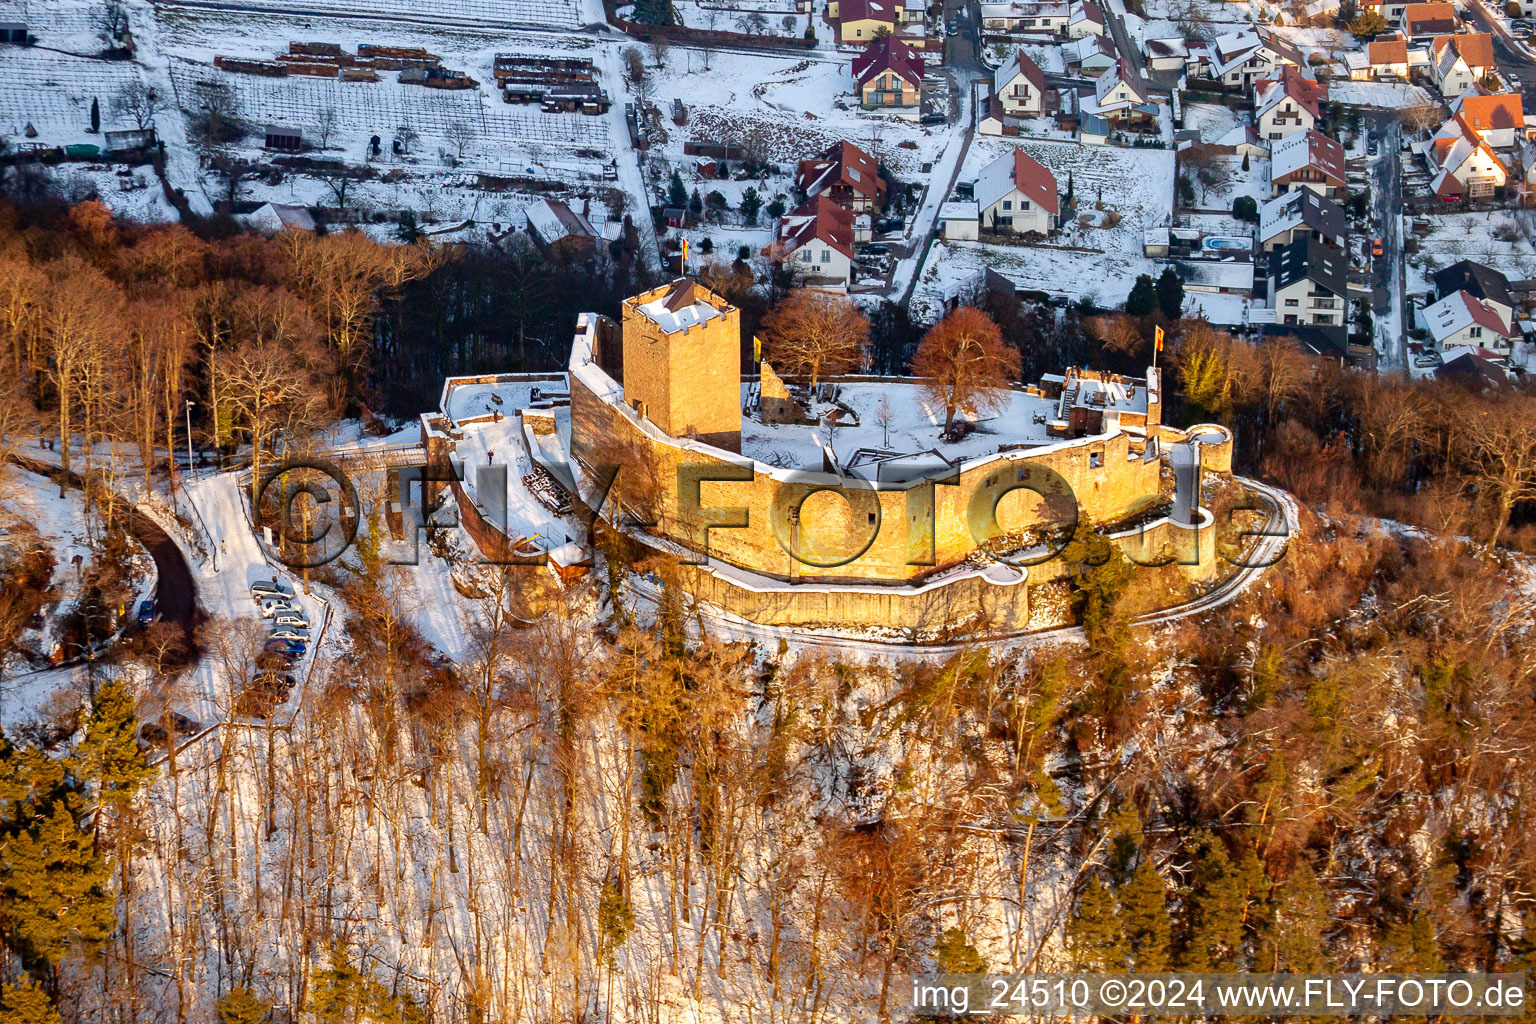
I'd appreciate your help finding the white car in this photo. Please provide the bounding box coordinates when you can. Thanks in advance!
[259,599,300,619]
[250,580,294,599]
[274,614,310,630]
[269,629,308,643]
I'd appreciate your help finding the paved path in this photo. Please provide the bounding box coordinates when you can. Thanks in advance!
[1365,111,1406,369]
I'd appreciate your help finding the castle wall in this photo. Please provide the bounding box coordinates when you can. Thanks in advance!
[571,371,1174,586]
[620,282,742,451]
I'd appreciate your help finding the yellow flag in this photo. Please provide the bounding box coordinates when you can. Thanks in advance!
[754,335,762,362]
[1155,325,1165,352]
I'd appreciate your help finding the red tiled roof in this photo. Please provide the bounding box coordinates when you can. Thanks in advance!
[1463,291,1514,336]
[1367,38,1408,64]
[1458,92,1524,133]
[1259,66,1328,119]
[853,34,925,89]
[1404,2,1458,33]
[795,140,885,205]
[1011,148,1059,216]
[1434,31,1494,67]
[779,195,855,260]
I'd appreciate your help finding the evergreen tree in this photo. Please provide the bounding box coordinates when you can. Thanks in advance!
[72,677,151,814]
[1155,267,1185,319]
[598,877,635,966]
[1379,912,1444,972]
[1068,876,1126,969]
[1118,860,1173,971]
[767,197,786,220]
[933,927,987,973]
[1125,274,1157,316]
[1066,170,1074,204]
[309,947,422,1024]
[688,187,703,217]
[1269,862,1331,971]
[633,0,675,25]
[0,784,114,971]
[1103,803,1142,881]
[1180,831,1251,970]
[0,977,63,1024]
[739,186,763,226]
[89,97,100,134]
[218,987,273,1024]
[667,170,688,210]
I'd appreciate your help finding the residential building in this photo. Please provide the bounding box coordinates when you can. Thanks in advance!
[1422,289,1518,353]
[1254,67,1328,141]
[1270,129,1347,198]
[829,0,910,43]
[1365,37,1410,77]
[1208,29,1303,88]
[979,1,1072,35]
[1268,236,1348,327]
[1257,189,1348,252]
[994,48,1049,115]
[1402,2,1459,37]
[525,198,599,256]
[244,202,315,234]
[1429,32,1493,97]
[1143,37,1189,73]
[974,147,1060,235]
[853,34,925,107]
[796,140,886,212]
[1449,91,1526,148]
[777,196,855,290]
[1067,0,1106,37]
[1427,114,1508,198]
[1064,34,1118,75]
[1084,60,1156,124]
[1433,259,1516,323]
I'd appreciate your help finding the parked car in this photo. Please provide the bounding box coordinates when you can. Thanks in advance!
[1371,237,1384,257]
[270,629,308,643]
[274,614,310,629]
[139,713,201,746]
[250,579,294,599]
[264,638,306,659]
[137,599,157,626]
[260,599,300,618]
[1367,138,1378,156]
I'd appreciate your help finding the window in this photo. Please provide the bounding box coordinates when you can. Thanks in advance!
[1470,325,1483,338]
[1284,298,1299,307]
[1020,200,1031,210]
[1314,314,1334,324]
[820,249,831,263]
[1089,452,1102,468]
[800,249,812,263]
[867,512,877,525]
[1002,200,1013,210]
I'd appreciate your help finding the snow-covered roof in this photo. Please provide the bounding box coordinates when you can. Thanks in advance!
[1064,33,1116,65]
[779,195,856,260]
[1258,188,1347,245]
[1210,28,1302,77]
[939,200,980,221]
[524,198,597,247]
[245,202,315,234]
[1143,37,1188,59]
[796,141,884,205]
[973,148,1059,216]
[1172,259,1254,291]
[1271,129,1346,185]
[1254,67,1327,120]
[853,34,925,89]
[634,279,727,333]
[1433,31,1493,68]
[995,47,1047,96]
[1423,289,1515,343]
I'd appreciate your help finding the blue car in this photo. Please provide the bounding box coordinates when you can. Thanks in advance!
[264,638,306,659]
[137,599,156,626]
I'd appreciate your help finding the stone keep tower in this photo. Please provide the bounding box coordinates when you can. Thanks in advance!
[621,279,742,452]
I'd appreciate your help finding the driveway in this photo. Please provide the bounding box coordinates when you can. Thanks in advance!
[1365,110,1407,368]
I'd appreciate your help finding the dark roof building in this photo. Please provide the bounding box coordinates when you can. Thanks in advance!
[1433,259,1514,310]
[1269,235,1347,296]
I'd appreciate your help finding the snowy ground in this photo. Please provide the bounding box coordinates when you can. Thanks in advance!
[916,138,1175,311]
[1405,209,1536,299]
[1330,80,1434,108]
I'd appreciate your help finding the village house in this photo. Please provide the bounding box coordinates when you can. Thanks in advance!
[979,0,1073,36]
[1083,60,1156,125]
[1268,236,1348,328]
[1429,32,1494,97]
[776,195,855,290]
[1423,289,1519,353]
[974,147,1060,235]
[828,0,911,43]
[1207,29,1303,88]
[1426,114,1509,198]
[525,198,599,256]
[1066,0,1106,38]
[1448,91,1527,149]
[1254,67,1328,142]
[994,48,1049,115]
[1143,37,1188,73]
[852,34,925,108]
[1257,189,1348,253]
[244,202,315,234]
[1064,34,1118,75]
[1270,129,1347,198]
[1434,259,1516,323]
[1403,2,1460,38]
[1350,37,1412,79]
[796,140,886,213]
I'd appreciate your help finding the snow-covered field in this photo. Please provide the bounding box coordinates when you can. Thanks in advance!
[1406,209,1536,298]
[1330,80,1434,108]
